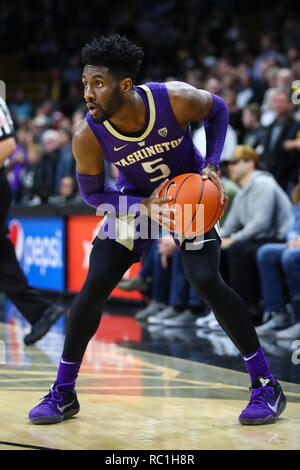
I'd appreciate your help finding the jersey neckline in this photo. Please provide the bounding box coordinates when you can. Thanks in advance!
[102,84,156,142]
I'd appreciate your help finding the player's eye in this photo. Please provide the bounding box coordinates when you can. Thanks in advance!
[96,81,102,87]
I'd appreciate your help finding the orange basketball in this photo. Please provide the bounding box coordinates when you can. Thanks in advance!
[159,173,223,237]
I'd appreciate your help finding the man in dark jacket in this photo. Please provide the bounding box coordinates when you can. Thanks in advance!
[262,89,300,192]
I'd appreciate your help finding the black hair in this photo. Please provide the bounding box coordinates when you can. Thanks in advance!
[82,34,144,84]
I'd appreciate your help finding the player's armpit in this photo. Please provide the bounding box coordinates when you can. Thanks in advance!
[72,119,105,175]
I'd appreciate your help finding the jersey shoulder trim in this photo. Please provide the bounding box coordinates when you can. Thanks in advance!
[102,85,156,142]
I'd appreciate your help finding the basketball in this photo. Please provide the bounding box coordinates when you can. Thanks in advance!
[159,173,223,237]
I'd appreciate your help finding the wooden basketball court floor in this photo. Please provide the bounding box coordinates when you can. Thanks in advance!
[0,301,299,451]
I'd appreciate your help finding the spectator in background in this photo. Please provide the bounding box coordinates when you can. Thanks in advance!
[261,89,300,193]
[61,84,83,116]
[260,67,280,114]
[260,67,294,124]
[6,128,28,203]
[260,88,278,127]
[6,143,28,203]
[9,89,33,121]
[205,77,222,96]
[220,145,291,320]
[22,130,60,204]
[277,68,294,92]
[193,122,238,163]
[51,111,68,130]
[61,55,82,90]
[34,129,60,202]
[223,90,244,142]
[129,238,172,323]
[283,128,300,177]
[241,103,266,155]
[21,143,43,204]
[48,175,81,206]
[55,127,75,193]
[287,47,299,68]
[236,71,255,110]
[104,160,118,189]
[256,176,300,338]
[130,236,206,327]
[153,238,206,327]
[252,35,282,81]
[217,165,240,228]
[30,115,49,143]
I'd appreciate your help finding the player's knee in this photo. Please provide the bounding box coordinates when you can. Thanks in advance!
[190,269,219,294]
[83,272,111,300]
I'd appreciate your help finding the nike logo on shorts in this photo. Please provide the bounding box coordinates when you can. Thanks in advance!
[194,238,216,245]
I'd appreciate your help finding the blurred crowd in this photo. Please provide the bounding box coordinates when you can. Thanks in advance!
[1,0,300,335]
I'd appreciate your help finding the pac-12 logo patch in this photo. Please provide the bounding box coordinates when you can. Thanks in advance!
[158,127,168,137]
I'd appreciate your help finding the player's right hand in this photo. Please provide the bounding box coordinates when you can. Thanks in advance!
[139,179,176,231]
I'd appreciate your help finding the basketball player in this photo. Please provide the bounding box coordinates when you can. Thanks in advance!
[0,96,64,345]
[29,35,286,425]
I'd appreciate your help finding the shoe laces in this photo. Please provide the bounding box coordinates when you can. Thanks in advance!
[39,382,73,406]
[248,385,274,408]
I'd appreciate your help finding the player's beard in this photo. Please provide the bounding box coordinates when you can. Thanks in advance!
[90,85,123,124]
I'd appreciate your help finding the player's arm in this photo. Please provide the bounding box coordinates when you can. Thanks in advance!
[166,81,229,207]
[72,120,143,215]
[72,118,105,175]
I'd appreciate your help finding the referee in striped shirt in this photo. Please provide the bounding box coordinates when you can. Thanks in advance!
[0,96,64,344]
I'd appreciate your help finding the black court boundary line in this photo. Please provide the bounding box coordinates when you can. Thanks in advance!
[0,440,60,450]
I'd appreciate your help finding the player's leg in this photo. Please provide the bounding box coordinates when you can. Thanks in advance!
[0,232,64,344]
[29,236,140,424]
[62,236,139,360]
[181,228,286,425]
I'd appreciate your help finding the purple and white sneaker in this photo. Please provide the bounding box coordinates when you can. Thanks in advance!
[29,382,80,425]
[239,377,286,425]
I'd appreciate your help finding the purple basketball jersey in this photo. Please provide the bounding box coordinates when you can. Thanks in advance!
[86,82,205,197]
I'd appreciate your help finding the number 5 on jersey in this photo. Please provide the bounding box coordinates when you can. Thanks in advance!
[141,157,171,183]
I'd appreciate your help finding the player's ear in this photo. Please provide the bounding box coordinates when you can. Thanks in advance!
[120,77,132,95]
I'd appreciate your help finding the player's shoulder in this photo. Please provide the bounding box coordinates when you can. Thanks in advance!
[164,81,212,124]
[73,116,92,140]
[72,116,102,155]
[165,81,211,109]
[165,80,198,99]
[73,117,99,146]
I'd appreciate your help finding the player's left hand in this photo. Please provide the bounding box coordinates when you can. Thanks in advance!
[201,164,228,214]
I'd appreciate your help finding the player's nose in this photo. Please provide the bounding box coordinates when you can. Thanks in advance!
[84,85,96,101]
